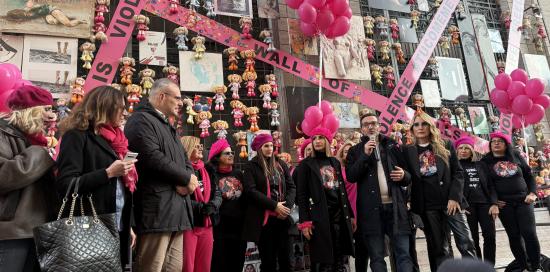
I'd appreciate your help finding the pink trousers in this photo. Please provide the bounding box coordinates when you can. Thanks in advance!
[182,227,213,272]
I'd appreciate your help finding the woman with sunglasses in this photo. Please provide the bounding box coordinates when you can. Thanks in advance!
[242,133,296,272]
[206,139,248,272]
[180,136,222,272]
[482,132,541,272]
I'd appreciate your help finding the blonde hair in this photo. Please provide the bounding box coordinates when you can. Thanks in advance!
[336,140,355,164]
[456,143,480,162]
[310,136,332,158]
[181,136,200,160]
[410,111,450,166]
[2,106,46,135]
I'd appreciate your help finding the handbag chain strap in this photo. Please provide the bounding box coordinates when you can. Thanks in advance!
[55,177,100,225]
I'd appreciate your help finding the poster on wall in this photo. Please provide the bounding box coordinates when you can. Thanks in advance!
[367,0,410,13]
[437,57,469,101]
[214,0,253,18]
[179,52,223,92]
[139,31,167,66]
[22,35,77,98]
[488,29,505,53]
[0,34,24,69]
[332,103,360,128]
[468,106,490,135]
[257,0,279,18]
[321,16,370,80]
[397,18,419,43]
[472,14,499,94]
[458,13,489,100]
[523,53,550,94]
[287,19,318,56]
[420,80,442,107]
[0,0,95,38]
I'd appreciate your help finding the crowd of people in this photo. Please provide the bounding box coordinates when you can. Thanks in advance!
[0,79,545,272]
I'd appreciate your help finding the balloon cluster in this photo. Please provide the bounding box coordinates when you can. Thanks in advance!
[301,100,340,137]
[491,68,550,128]
[0,64,33,113]
[286,0,352,38]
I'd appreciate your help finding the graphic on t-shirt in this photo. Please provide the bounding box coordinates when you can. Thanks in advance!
[465,166,480,188]
[218,176,243,200]
[493,161,518,177]
[419,150,437,176]
[320,165,338,190]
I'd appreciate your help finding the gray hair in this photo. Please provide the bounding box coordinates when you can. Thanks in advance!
[149,78,178,101]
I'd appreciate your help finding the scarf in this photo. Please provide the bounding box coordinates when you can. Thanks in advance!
[98,125,138,192]
[264,161,283,226]
[192,160,212,227]
[218,165,232,174]
[27,133,48,146]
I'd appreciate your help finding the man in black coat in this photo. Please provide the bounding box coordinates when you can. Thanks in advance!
[125,78,199,272]
[345,111,413,272]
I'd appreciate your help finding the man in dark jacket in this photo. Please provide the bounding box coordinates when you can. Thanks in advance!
[125,78,199,272]
[346,111,413,272]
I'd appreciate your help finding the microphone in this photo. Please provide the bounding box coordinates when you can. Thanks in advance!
[369,134,380,161]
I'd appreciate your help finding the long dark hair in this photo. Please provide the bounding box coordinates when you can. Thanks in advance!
[484,139,523,164]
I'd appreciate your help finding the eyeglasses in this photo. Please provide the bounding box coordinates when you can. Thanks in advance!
[490,139,505,144]
[163,92,183,102]
[222,151,235,156]
[361,121,379,128]
[413,121,430,128]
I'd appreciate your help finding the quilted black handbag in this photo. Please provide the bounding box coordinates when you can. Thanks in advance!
[33,178,122,271]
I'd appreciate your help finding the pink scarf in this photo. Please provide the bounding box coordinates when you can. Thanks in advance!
[218,165,232,174]
[27,133,48,146]
[263,164,283,226]
[192,160,212,227]
[98,125,138,192]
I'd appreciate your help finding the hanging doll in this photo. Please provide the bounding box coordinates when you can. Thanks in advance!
[534,123,545,143]
[401,122,413,145]
[496,60,505,74]
[183,98,197,124]
[243,71,257,97]
[258,84,272,109]
[186,0,200,11]
[412,93,424,109]
[212,85,227,111]
[191,36,206,59]
[535,37,545,53]
[528,147,539,168]
[70,77,85,104]
[489,115,499,132]
[163,65,179,85]
[270,102,280,127]
[234,131,249,158]
[272,131,282,155]
[392,43,406,64]
[455,1,466,20]
[173,27,189,51]
[227,74,242,99]
[439,36,450,56]
[371,64,383,86]
[127,84,142,113]
[246,106,260,132]
[95,0,109,22]
[79,42,95,70]
[454,107,469,129]
[390,123,403,146]
[91,22,108,42]
[536,20,547,39]
[364,39,376,61]
[212,120,229,140]
[434,0,442,8]
[438,107,452,129]
[375,16,389,38]
[390,19,400,40]
[223,47,240,71]
[384,65,395,90]
[428,57,439,77]
[204,0,216,17]
[241,50,256,73]
[56,98,71,121]
[265,74,279,98]
[133,15,150,42]
[378,41,390,62]
[119,57,136,85]
[169,0,179,14]
[410,10,420,29]
[544,139,550,159]
[501,11,511,30]
[139,68,155,96]
[521,16,532,40]
[230,100,247,127]
[536,151,547,169]
[363,16,375,36]
[196,111,213,138]
[260,29,276,52]
[239,16,253,39]
[407,0,416,6]
[448,25,460,45]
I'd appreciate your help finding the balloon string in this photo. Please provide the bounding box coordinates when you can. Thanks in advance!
[318,34,323,107]
[522,119,529,164]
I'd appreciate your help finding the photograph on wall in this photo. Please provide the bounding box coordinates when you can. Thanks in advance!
[214,0,253,18]
[524,126,537,147]
[417,0,430,12]
[420,80,442,107]
[288,19,318,56]
[436,57,469,101]
[332,103,360,128]
[0,0,95,38]
[458,13,490,100]
[472,14,498,94]
[367,0,410,13]
[179,52,223,92]
[0,34,24,69]
[257,0,279,19]
[22,35,77,98]
[397,18,419,43]
[139,31,167,66]
[523,53,550,94]
[488,29,505,53]
[285,87,319,139]
[468,106,490,135]
[321,16,370,80]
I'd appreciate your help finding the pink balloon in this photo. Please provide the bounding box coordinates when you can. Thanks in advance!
[329,0,349,16]
[322,114,340,133]
[534,94,550,109]
[507,81,526,100]
[318,100,333,115]
[305,0,326,9]
[316,8,335,31]
[1,64,22,81]
[512,114,524,129]
[525,104,545,125]
[342,6,352,18]
[510,69,529,83]
[490,88,511,109]
[298,2,318,24]
[494,73,512,91]
[301,120,313,135]
[525,78,545,98]
[299,21,318,37]
[512,95,533,115]
[304,106,324,127]
[0,65,18,93]
[324,26,337,39]
[286,0,304,9]
[330,16,351,37]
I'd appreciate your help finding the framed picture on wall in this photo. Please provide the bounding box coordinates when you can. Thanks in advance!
[420,80,442,107]
[437,57,469,101]
[214,0,253,18]
[0,34,24,69]
[523,53,550,94]
[332,103,360,128]
[468,106,490,135]
[179,52,224,92]
[288,19,318,56]
[257,0,279,19]
[139,31,167,66]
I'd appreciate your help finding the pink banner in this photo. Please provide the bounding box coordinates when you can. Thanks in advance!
[378,0,459,135]
[84,0,147,92]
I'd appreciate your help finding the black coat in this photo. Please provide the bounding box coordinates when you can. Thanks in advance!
[402,141,466,214]
[345,135,411,235]
[189,165,222,227]
[242,156,296,242]
[124,102,194,233]
[296,156,355,264]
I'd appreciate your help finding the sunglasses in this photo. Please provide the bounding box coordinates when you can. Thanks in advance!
[413,121,430,127]
[222,151,235,156]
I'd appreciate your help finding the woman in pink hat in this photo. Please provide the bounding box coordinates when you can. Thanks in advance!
[242,133,296,272]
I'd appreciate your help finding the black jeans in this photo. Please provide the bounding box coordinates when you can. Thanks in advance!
[499,202,541,270]
[421,210,451,272]
[466,203,496,264]
[0,238,39,272]
[354,230,369,272]
[211,236,247,272]
[316,221,347,272]
[258,217,291,272]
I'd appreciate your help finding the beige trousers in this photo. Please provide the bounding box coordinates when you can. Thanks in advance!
[134,231,184,272]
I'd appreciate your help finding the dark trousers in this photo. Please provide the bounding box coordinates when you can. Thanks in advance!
[0,238,39,272]
[316,221,346,272]
[409,229,420,272]
[258,217,291,272]
[466,203,496,265]
[354,230,369,272]
[211,236,246,272]
[499,202,541,270]
[421,210,451,272]
[447,211,477,258]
